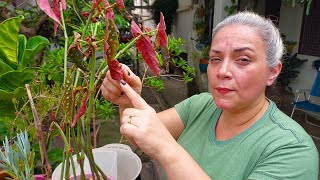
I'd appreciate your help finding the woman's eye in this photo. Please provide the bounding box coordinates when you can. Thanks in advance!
[210,58,221,62]
[237,58,251,65]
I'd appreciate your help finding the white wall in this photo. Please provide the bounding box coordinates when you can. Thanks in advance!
[279,4,319,93]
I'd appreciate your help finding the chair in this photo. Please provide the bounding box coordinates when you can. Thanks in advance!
[290,69,320,137]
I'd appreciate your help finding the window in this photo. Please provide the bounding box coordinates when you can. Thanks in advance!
[299,1,320,56]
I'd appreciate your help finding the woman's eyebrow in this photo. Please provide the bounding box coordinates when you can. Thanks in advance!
[234,47,254,53]
[211,47,255,54]
[211,49,221,53]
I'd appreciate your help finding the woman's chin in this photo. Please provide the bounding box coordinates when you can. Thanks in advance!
[215,100,236,110]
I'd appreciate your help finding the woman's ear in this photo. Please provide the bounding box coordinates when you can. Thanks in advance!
[267,61,282,86]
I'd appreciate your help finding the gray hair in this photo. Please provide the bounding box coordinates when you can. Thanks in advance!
[212,11,284,68]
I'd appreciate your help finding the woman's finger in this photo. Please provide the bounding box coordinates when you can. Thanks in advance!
[122,115,144,127]
[105,71,121,89]
[122,108,147,118]
[102,78,122,96]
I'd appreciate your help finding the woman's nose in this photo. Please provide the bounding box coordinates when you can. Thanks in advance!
[217,60,232,79]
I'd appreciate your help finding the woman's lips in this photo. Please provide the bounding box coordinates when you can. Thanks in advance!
[216,87,233,94]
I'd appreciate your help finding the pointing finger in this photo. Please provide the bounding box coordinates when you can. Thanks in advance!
[119,80,149,109]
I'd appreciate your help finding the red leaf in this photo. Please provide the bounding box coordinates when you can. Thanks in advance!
[131,21,160,76]
[108,59,124,80]
[53,0,61,34]
[116,0,125,11]
[72,89,89,127]
[131,20,142,37]
[136,36,160,76]
[104,0,114,20]
[36,0,61,24]
[91,0,102,11]
[61,0,67,10]
[156,12,168,48]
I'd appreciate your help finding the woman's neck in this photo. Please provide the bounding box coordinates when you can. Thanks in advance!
[215,97,269,141]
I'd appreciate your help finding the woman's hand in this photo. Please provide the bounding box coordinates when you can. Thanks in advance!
[101,64,142,108]
[119,80,177,160]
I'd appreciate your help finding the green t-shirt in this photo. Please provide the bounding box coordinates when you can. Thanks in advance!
[175,93,318,180]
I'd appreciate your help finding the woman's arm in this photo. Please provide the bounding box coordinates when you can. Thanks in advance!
[157,108,184,140]
[119,82,211,179]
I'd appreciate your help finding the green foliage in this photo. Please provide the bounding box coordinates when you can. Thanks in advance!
[167,36,195,83]
[40,48,64,84]
[224,0,238,16]
[167,36,185,56]
[0,16,23,64]
[278,53,308,88]
[0,17,49,118]
[151,0,179,34]
[145,76,165,92]
[202,45,210,59]
[0,130,35,180]
[95,99,116,120]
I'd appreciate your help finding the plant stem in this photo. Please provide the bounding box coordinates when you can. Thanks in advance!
[60,3,69,85]
[25,84,52,179]
[71,127,86,178]
[53,122,76,179]
[85,49,101,179]
[81,12,93,41]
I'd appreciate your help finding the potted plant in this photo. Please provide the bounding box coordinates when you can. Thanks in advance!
[199,45,210,73]
[277,53,308,91]
[0,130,46,180]
[20,0,173,179]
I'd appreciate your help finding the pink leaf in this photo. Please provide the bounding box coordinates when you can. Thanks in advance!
[36,0,61,24]
[61,0,67,10]
[136,36,160,76]
[104,0,114,20]
[156,12,168,48]
[131,21,160,76]
[91,0,102,11]
[116,0,125,11]
[53,0,61,34]
[131,20,142,38]
[72,89,89,127]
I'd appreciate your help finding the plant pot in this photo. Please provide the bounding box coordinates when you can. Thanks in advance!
[199,58,208,73]
[0,173,45,180]
[34,174,46,180]
[69,173,115,180]
[52,143,142,180]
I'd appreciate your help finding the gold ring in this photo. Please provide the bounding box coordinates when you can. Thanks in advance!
[128,116,132,124]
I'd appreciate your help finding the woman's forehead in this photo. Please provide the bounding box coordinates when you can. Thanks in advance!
[211,24,264,49]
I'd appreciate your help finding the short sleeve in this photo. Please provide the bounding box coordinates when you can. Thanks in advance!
[174,94,195,126]
[248,143,319,180]
[174,93,214,127]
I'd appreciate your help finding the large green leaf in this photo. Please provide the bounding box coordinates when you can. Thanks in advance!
[18,34,27,68]
[19,36,50,70]
[0,87,26,101]
[0,100,15,117]
[0,16,23,63]
[0,60,13,76]
[0,70,34,92]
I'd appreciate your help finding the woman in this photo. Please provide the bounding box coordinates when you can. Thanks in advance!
[101,12,318,179]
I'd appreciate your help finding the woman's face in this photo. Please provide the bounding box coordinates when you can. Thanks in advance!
[208,24,281,111]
